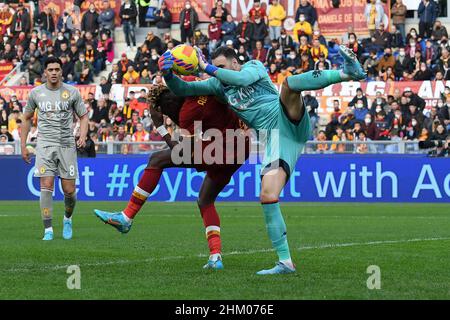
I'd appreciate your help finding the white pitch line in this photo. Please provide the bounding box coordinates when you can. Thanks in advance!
[5,237,450,273]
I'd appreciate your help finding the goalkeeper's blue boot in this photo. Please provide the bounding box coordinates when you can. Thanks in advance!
[203,254,224,270]
[42,230,53,241]
[339,45,367,81]
[256,261,296,275]
[62,219,72,240]
[94,210,132,234]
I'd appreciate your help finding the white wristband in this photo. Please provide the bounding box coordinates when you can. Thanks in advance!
[156,125,168,137]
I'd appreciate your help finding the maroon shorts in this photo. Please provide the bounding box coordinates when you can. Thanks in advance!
[192,135,251,186]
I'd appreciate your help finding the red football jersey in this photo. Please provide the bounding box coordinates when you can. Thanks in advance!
[178,76,241,135]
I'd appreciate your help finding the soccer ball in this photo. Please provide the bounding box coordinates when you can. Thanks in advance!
[170,44,199,76]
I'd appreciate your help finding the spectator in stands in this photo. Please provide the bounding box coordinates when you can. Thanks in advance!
[132,122,150,152]
[403,118,420,141]
[98,0,116,34]
[330,126,345,153]
[0,125,13,141]
[250,15,268,50]
[27,54,42,84]
[423,106,444,132]
[391,0,407,42]
[210,0,228,23]
[81,2,99,37]
[373,23,391,48]
[316,130,328,152]
[406,104,424,125]
[431,123,448,140]
[410,50,425,73]
[148,48,160,74]
[252,40,266,63]
[268,62,279,83]
[208,16,221,55]
[38,6,55,39]
[265,39,280,65]
[393,47,409,79]
[413,61,433,80]
[54,30,69,52]
[141,108,153,133]
[298,35,310,56]
[376,48,395,75]
[11,2,31,37]
[221,14,236,46]
[122,65,140,84]
[118,52,133,76]
[364,0,384,37]
[431,20,448,41]
[292,13,312,43]
[144,30,163,54]
[380,66,396,82]
[0,109,7,128]
[108,62,121,84]
[348,88,368,109]
[154,1,172,39]
[279,28,294,55]
[314,53,331,70]
[353,99,370,121]
[286,48,300,73]
[56,41,70,58]
[98,32,114,66]
[57,10,74,39]
[249,0,267,24]
[268,0,286,41]
[370,91,387,114]
[84,42,101,76]
[295,0,317,26]
[135,43,151,72]
[418,0,439,39]
[234,44,250,64]
[345,33,363,60]
[298,51,314,73]
[0,42,15,62]
[137,0,151,28]
[236,14,253,51]
[310,37,328,62]
[423,38,438,65]
[390,25,404,50]
[74,53,94,84]
[179,1,198,44]
[120,0,138,51]
[303,91,318,132]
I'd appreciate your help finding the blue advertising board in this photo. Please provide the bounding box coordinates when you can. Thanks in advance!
[0,154,449,202]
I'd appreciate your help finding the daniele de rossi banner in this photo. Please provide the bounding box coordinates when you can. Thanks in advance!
[1,154,449,202]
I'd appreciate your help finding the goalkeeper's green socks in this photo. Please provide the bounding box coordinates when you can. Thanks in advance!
[261,202,293,267]
[286,70,344,92]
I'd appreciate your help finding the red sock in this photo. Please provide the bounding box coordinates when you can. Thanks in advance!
[200,203,221,255]
[123,167,162,219]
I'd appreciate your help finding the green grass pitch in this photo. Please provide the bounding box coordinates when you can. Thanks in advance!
[1,201,449,299]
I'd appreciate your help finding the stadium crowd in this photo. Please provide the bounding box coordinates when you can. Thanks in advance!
[0,0,449,156]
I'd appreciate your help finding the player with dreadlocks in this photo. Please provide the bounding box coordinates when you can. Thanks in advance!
[94,78,250,269]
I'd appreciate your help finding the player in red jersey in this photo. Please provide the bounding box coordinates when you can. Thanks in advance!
[94,79,250,270]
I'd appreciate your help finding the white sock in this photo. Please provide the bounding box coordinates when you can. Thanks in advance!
[64,216,72,221]
[210,253,221,261]
[280,258,294,269]
[45,227,53,233]
[121,212,132,223]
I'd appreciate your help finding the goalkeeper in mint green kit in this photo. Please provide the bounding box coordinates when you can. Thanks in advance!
[159,45,366,274]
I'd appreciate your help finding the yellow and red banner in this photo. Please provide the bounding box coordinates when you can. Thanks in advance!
[0,63,14,82]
